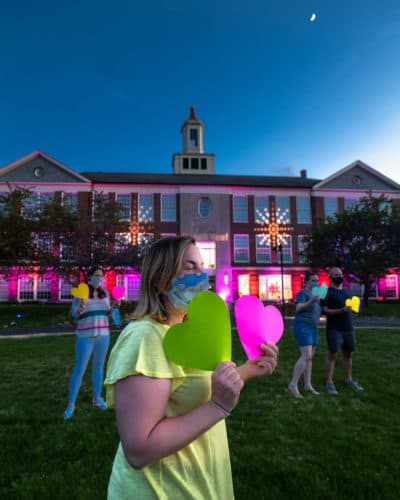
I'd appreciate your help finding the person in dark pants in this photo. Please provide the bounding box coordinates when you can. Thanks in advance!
[321,267,364,395]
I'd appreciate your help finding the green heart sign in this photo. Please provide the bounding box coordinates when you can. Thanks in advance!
[163,291,232,371]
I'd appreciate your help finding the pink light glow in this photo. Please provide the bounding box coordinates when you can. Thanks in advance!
[218,286,231,302]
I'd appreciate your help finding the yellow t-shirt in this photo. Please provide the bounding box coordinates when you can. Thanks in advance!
[105,317,234,500]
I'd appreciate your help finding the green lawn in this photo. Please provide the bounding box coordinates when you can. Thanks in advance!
[0,304,71,329]
[1,300,399,331]
[0,327,399,499]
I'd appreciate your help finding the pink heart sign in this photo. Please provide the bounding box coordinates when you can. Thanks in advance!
[234,295,284,359]
[112,286,126,300]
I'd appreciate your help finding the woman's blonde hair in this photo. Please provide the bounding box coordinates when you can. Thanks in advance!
[133,235,196,322]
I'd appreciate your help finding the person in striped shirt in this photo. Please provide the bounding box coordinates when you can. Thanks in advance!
[64,267,111,420]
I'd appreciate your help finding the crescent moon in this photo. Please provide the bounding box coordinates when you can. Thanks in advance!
[310,13,316,22]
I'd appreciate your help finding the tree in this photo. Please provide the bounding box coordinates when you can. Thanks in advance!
[0,186,37,273]
[36,190,154,282]
[302,194,398,306]
[0,187,156,286]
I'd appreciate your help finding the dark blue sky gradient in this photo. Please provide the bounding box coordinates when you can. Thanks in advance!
[1,1,400,182]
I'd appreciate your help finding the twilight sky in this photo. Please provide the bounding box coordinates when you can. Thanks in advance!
[1,0,400,183]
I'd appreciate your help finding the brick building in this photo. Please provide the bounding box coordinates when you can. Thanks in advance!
[1,107,399,303]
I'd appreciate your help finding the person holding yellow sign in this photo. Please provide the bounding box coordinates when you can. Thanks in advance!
[64,267,111,419]
[321,267,364,395]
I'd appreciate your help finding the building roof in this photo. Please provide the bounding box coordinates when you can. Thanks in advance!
[313,160,400,190]
[81,171,320,188]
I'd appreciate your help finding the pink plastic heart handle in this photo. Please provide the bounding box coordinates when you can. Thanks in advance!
[234,295,284,359]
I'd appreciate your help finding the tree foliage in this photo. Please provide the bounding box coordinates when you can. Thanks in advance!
[302,194,399,306]
[0,186,37,272]
[0,187,155,283]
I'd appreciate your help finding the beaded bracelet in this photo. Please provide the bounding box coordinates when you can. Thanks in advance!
[210,399,231,417]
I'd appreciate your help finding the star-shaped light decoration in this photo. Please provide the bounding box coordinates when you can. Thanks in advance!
[254,199,294,249]
[129,204,154,246]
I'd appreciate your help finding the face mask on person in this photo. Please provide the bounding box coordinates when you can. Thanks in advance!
[331,277,343,285]
[89,276,103,288]
[164,272,209,312]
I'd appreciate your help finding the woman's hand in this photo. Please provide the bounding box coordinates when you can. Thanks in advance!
[211,361,244,413]
[237,342,279,382]
[78,299,86,314]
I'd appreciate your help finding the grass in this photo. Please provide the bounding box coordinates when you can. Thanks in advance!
[0,305,71,329]
[0,327,399,499]
[356,301,400,318]
[0,300,399,331]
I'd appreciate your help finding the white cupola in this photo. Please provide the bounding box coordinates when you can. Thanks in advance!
[172,106,215,174]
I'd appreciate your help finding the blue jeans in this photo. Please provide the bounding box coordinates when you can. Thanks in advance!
[68,335,110,403]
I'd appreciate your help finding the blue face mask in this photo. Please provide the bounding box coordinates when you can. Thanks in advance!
[89,276,103,288]
[164,272,209,312]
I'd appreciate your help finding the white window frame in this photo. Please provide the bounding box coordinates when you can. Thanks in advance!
[161,194,176,221]
[92,192,109,220]
[278,235,293,264]
[234,234,249,263]
[275,196,291,223]
[254,196,269,223]
[138,194,154,222]
[61,192,78,213]
[344,198,358,211]
[31,232,53,255]
[197,241,216,269]
[255,235,271,263]
[296,197,311,224]
[115,232,132,253]
[138,233,154,247]
[0,276,9,301]
[297,235,308,264]
[238,274,250,296]
[116,194,132,221]
[324,198,338,220]
[384,274,399,299]
[18,275,52,302]
[60,234,75,262]
[259,274,292,301]
[116,274,141,300]
[59,277,74,301]
[24,192,55,217]
[233,195,248,223]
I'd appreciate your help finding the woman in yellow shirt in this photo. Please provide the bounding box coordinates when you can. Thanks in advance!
[105,236,279,499]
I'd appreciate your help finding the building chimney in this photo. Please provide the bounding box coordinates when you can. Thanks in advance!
[300,169,307,178]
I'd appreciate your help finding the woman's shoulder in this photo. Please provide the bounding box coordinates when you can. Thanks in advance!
[116,317,168,346]
[296,288,311,300]
[106,317,182,386]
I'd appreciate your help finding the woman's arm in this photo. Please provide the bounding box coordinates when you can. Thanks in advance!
[70,298,85,319]
[296,295,319,312]
[236,342,279,383]
[115,361,243,469]
[322,305,352,315]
